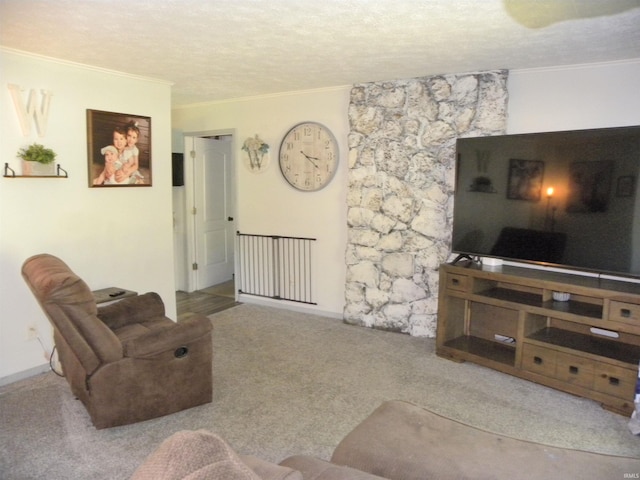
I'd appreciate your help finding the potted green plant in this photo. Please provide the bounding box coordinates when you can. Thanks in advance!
[18,143,57,176]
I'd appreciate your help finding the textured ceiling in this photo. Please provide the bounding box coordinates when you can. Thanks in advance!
[1,0,639,107]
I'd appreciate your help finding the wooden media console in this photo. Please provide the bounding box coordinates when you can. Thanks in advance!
[436,262,640,415]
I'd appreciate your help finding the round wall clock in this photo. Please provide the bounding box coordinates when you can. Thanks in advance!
[278,121,339,191]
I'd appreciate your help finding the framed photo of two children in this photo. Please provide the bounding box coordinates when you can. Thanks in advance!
[87,109,152,187]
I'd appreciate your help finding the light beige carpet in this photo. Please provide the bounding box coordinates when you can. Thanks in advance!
[0,303,638,479]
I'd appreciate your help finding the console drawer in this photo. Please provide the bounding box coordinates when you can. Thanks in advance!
[522,344,556,377]
[446,273,468,292]
[555,351,594,388]
[594,364,636,400]
[610,301,640,326]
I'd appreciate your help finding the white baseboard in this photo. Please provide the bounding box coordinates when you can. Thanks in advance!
[237,294,343,320]
[0,363,50,387]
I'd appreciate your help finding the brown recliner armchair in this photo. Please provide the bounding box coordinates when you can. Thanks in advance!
[21,253,213,429]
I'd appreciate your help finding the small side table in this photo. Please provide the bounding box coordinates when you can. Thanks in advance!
[92,287,137,305]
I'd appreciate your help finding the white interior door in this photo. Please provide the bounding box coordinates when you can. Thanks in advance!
[190,136,235,289]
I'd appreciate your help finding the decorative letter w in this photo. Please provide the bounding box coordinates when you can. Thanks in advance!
[8,84,53,137]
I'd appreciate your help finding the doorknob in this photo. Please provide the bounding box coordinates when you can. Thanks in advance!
[228,217,234,221]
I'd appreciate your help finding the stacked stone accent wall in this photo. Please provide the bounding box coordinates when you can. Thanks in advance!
[345,71,508,336]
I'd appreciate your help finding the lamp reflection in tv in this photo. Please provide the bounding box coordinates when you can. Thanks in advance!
[545,187,557,232]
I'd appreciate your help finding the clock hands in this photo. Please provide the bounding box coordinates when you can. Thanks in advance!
[300,151,320,169]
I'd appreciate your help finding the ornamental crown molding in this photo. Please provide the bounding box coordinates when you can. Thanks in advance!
[0,47,173,86]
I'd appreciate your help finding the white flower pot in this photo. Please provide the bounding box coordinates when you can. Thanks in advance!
[22,160,56,176]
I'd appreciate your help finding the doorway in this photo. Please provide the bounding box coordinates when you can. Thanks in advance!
[183,132,236,294]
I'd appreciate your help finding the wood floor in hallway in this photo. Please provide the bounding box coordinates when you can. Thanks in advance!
[176,280,239,317]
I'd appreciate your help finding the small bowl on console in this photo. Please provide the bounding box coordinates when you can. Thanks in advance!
[552,291,571,302]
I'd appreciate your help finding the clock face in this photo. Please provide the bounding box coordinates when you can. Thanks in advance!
[278,122,339,191]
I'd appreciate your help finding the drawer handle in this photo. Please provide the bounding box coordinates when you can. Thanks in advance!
[451,278,460,286]
[620,308,631,318]
[534,356,543,365]
[609,376,620,386]
[569,366,579,375]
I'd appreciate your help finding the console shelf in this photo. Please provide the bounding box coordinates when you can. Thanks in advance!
[437,263,640,415]
[540,299,603,319]
[474,287,603,319]
[443,335,516,367]
[478,287,541,306]
[527,327,640,366]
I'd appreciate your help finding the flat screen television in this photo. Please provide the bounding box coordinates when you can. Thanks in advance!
[452,125,640,279]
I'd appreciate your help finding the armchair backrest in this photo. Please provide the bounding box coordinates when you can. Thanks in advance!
[22,254,122,373]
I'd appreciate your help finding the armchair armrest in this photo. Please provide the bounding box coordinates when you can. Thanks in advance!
[122,313,212,358]
[97,292,165,330]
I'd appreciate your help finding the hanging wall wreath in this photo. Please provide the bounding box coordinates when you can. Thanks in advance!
[242,134,270,172]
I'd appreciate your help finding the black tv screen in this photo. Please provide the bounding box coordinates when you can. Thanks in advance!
[452,125,640,278]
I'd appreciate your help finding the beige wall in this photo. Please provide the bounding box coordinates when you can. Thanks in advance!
[172,87,351,317]
[2,51,639,382]
[507,60,640,133]
[0,49,175,382]
[172,59,640,326]
[507,60,640,278]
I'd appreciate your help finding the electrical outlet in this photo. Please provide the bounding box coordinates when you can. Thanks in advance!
[26,324,38,341]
